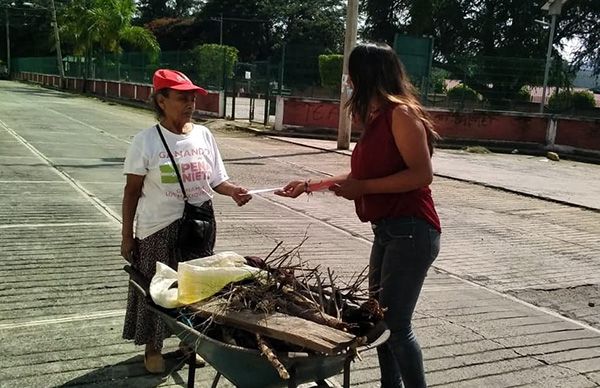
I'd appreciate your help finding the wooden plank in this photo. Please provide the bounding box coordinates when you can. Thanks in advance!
[189,301,357,354]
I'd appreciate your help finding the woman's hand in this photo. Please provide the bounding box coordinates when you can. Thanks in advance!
[214,181,252,206]
[329,178,365,200]
[275,180,306,198]
[121,235,136,263]
[231,186,252,206]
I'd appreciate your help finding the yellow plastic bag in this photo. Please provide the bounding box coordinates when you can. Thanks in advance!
[177,251,262,305]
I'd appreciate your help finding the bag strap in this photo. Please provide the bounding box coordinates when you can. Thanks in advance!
[155,124,188,202]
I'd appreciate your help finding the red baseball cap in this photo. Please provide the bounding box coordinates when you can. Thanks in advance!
[152,69,208,95]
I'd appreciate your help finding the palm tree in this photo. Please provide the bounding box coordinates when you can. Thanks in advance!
[60,0,159,85]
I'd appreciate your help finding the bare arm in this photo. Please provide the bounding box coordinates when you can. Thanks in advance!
[275,173,350,198]
[331,107,432,200]
[362,107,433,193]
[214,180,252,206]
[121,174,144,261]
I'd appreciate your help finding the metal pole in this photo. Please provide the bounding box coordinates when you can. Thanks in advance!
[264,62,270,125]
[5,8,9,76]
[278,43,285,95]
[50,0,65,88]
[222,46,227,118]
[219,14,223,45]
[337,0,358,150]
[539,14,556,114]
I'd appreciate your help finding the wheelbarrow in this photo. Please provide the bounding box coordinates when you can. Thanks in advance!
[125,265,389,388]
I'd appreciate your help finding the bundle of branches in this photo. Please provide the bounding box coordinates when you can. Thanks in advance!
[244,242,382,329]
[182,240,384,343]
[176,242,386,380]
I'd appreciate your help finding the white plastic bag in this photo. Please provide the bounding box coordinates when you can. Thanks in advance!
[177,251,263,305]
[150,262,184,309]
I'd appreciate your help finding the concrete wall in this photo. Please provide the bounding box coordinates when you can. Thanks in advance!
[16,72,600,158]
[16,72,223,117]
[554,117,600,151]
[429,110,548,144]
[281,98,340,129]
[275,97,600,156]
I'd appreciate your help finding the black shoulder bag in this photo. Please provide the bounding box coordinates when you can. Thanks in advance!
[155,125,216,259]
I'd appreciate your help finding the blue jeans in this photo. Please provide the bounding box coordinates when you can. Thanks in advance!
[369,217,441,388]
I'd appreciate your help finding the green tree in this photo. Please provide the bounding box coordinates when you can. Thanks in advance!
[559,0,600,75]
[318,54,343,90]
[59,0,160,80]
[0,2,55,60]
[362,0,600,104]
[136,0,202,24]
[195,0,275,61]
[360,0,401,44]
[195,0,344,61]
[192,43,238,88]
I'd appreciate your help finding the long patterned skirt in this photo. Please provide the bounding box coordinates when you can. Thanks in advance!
[122,205,216,350]
[122,220,180,351]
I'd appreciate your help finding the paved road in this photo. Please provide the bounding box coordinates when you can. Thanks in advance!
[0,80,599,387]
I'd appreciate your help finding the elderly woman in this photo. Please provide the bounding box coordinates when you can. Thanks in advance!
[120,69,252,374]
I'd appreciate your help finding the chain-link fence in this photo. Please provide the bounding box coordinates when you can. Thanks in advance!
[11,46,599,117]
[425,56,598,117]
[13,50,225,89]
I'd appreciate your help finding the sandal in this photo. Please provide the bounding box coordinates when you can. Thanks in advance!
[179,341,206,367]
[144,351,165,374]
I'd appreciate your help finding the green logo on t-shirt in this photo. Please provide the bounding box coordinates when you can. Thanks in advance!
[160,164,178,184]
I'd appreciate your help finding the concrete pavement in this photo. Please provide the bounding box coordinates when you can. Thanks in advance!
[267,137,600,211]
[0,80,599,387]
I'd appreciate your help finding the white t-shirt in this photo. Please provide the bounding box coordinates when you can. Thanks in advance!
[124,123,229,239]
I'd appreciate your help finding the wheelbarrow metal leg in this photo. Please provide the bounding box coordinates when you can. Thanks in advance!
[288,365,297,388]
[343,356,352,388]
[211,372,222,388]
[187,353,196,388]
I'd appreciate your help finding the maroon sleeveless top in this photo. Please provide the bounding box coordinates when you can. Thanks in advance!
[350,105,441,232]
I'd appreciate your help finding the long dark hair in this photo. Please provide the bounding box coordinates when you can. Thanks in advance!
[346,43,440,155]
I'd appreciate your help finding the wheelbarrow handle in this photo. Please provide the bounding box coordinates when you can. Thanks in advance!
[124,264,151,298]
[357,321,390,351]
[360,329,390,351]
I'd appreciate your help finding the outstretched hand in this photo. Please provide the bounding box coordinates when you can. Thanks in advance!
[274,180,305,198]
[232,186,252,206]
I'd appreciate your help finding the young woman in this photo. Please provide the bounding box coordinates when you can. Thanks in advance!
[276,43,441,388]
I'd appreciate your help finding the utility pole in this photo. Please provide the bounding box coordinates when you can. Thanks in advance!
[5,8,9,75]
[49,0,65,88]
[219,13,223,45]
[338,0,358,150]
[539,0,567,113]
[539,14,557,113]
[337,0,359,150]
[210,14,224,45]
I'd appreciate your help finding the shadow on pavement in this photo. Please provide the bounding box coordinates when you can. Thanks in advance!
[57,351,194,387]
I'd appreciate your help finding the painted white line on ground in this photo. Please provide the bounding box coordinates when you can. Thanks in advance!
[0,180,121,184]
[0,310,125,330]
[47,108,131,143]
[0,180,62,183]
[0,118,122,226]
[0,222,113,229]
[257,136,600,336]
[45,157,123,162]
